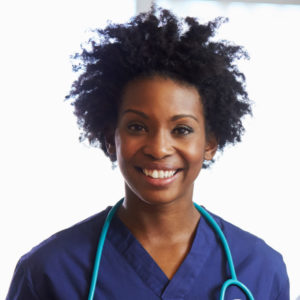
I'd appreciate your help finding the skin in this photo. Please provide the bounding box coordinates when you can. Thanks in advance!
[107,76,217,279]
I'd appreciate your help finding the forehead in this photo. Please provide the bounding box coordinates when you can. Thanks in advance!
[119,76,203,116]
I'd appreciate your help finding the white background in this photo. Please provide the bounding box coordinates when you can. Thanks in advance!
[1,0,299,299]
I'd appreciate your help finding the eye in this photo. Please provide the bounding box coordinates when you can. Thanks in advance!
[127,123,147,133]
[172,125,194,136]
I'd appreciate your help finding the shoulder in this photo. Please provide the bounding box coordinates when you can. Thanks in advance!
[22,207,111,267]
[213,212,283,267]
[208,210,289,298]
[6,207,111,299]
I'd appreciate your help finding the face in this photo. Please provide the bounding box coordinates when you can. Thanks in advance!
[111,76,217,206]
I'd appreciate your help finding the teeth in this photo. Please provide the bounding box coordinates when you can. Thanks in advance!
[152,170,158,178]
[142,169,176,179]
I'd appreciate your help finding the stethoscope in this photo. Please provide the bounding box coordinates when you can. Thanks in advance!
[88,199,255,300]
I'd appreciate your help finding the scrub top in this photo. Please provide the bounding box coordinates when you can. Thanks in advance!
[6,204,289,299]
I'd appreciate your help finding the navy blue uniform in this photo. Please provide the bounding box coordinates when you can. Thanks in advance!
[7,204,289,299]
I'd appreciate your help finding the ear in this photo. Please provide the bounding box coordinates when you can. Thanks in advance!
[204,135,218,161]
[104,131,117,162]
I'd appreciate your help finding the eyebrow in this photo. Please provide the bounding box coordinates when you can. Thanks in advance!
[122,109,149,119]
[171,114,199,123]
[122,109,199,123]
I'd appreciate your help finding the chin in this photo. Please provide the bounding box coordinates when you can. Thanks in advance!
[128,187,188,207]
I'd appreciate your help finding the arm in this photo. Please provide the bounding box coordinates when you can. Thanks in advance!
[6,259,40,300]
[275,278,290,300]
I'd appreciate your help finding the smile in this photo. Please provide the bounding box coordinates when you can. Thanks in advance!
[142,169,176,179]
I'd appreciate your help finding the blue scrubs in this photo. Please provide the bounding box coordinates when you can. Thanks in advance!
[7,205,289,299]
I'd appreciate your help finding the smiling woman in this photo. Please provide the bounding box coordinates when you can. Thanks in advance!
[6,6,289,300]
[114,77,217,280]
[114,77,217,209]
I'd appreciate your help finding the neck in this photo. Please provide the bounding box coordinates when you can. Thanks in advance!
[117,190,200,244]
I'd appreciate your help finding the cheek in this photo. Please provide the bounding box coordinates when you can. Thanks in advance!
[181,140,205,177]
[115,131,139,163]
[187,150,205,173]
[185,139,206,162]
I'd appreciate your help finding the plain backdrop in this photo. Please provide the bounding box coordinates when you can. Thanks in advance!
[1,0,299,299]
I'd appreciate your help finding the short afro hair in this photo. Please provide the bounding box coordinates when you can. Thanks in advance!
[66,6,252,168]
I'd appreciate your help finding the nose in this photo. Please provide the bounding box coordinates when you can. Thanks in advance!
[143,130,174,160]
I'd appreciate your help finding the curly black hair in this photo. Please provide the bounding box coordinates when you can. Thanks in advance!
[66,6,251,168]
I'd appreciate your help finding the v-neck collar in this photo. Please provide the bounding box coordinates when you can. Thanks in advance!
[107,213,215,299]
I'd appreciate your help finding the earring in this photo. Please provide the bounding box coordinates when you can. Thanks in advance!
[106,142,116,162]
[111,160,118,170]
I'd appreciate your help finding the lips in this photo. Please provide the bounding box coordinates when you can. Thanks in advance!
[142,169,176,179]
[135,166,183,187]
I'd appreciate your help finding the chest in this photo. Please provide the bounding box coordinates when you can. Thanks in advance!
[142,240,192,279]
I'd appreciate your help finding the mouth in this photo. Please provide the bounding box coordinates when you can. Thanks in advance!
[136,167,182,179]
[134,167,183,187]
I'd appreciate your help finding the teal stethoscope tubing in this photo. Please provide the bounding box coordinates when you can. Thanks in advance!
[193,202,254,300]
[88,200,254,300]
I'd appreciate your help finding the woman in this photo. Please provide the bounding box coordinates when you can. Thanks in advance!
[7,7,289,299]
